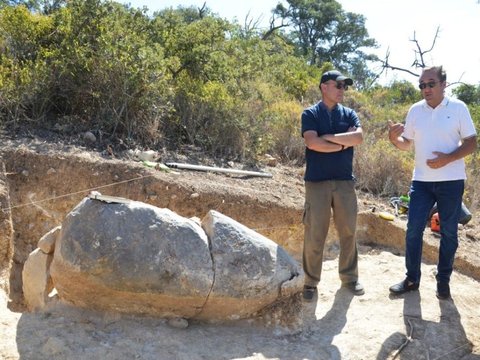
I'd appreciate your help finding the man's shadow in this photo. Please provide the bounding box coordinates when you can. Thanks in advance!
[302,288,354,359]
[377,291,479,359]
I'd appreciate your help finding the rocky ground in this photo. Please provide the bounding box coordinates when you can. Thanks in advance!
[0,130,480,359]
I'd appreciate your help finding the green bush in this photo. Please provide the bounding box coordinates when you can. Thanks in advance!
[354,137,413,196]
[0,5,54,123]
[453,84,480,105]
[168,76,245,157]
[259,99,304,163]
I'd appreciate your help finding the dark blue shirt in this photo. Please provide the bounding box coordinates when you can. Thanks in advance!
[301,102,361,182]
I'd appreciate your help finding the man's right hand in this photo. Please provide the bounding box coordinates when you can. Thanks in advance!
[388,120,404,144]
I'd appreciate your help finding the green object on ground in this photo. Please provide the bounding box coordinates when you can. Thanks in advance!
[399,195,410,203]
[142,161,170,172]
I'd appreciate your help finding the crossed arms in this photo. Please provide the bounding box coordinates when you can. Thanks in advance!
[303,127,363,153]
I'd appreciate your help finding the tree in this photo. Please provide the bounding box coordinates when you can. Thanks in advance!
[272,0,377,81]
[0,0,66,13]
[453,84,480,105]
[151,6,233,81]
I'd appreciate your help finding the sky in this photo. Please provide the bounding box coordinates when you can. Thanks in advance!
[122,0,480,88]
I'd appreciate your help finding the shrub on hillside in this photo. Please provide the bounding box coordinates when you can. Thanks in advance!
[259,100,305,163]
[0,5,54,123]
[354,138,413,196]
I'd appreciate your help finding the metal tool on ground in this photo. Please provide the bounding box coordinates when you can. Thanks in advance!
[165,162,273,178]
[390,195,410,216]
[390,194,472,228]
[88,192,132,204]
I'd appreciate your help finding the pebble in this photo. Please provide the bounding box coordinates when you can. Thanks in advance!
[167,317,189,329]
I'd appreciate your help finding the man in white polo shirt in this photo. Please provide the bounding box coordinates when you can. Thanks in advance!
[387,65,477,300]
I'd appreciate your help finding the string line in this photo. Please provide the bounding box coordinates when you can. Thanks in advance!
[1,174,154,212]
[1,172,302,233]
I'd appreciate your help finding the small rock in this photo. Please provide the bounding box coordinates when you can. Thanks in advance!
[83,131,97,143]
[167,317,189,329]
[466,230,477,241]
[358,244,373,253]
[23,248,54,311]
[38,226,61,254]
[260,154,278,167]
[47,168,56,175]
[130,149,157,162]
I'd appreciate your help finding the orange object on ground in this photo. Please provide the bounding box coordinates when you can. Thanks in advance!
[431,212,440,232]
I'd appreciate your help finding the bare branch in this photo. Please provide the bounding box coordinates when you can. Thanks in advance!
[410,26,440,68]
[425,26,440,53]
[446,81,469,88]
[242,11,263,36]
[446,70,467,88]
[378,48,420,78]
[381,62,420,77]
[261,14,288,40]
[198,2,207,18]
[377,27,441,80]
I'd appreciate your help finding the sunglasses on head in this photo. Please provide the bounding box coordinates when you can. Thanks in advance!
[418,81,438,90]
[335,82,349,90]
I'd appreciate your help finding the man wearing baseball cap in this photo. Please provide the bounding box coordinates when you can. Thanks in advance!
[301,69,364,301]
[320,70,354,86]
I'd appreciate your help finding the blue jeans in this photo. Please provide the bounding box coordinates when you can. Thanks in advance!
[405,180,464,284]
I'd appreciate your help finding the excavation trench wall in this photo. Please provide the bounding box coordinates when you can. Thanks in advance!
[0,148,479,306]
[0,161,14,293]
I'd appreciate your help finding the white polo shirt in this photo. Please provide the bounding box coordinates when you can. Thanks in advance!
[403,96,477,182]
